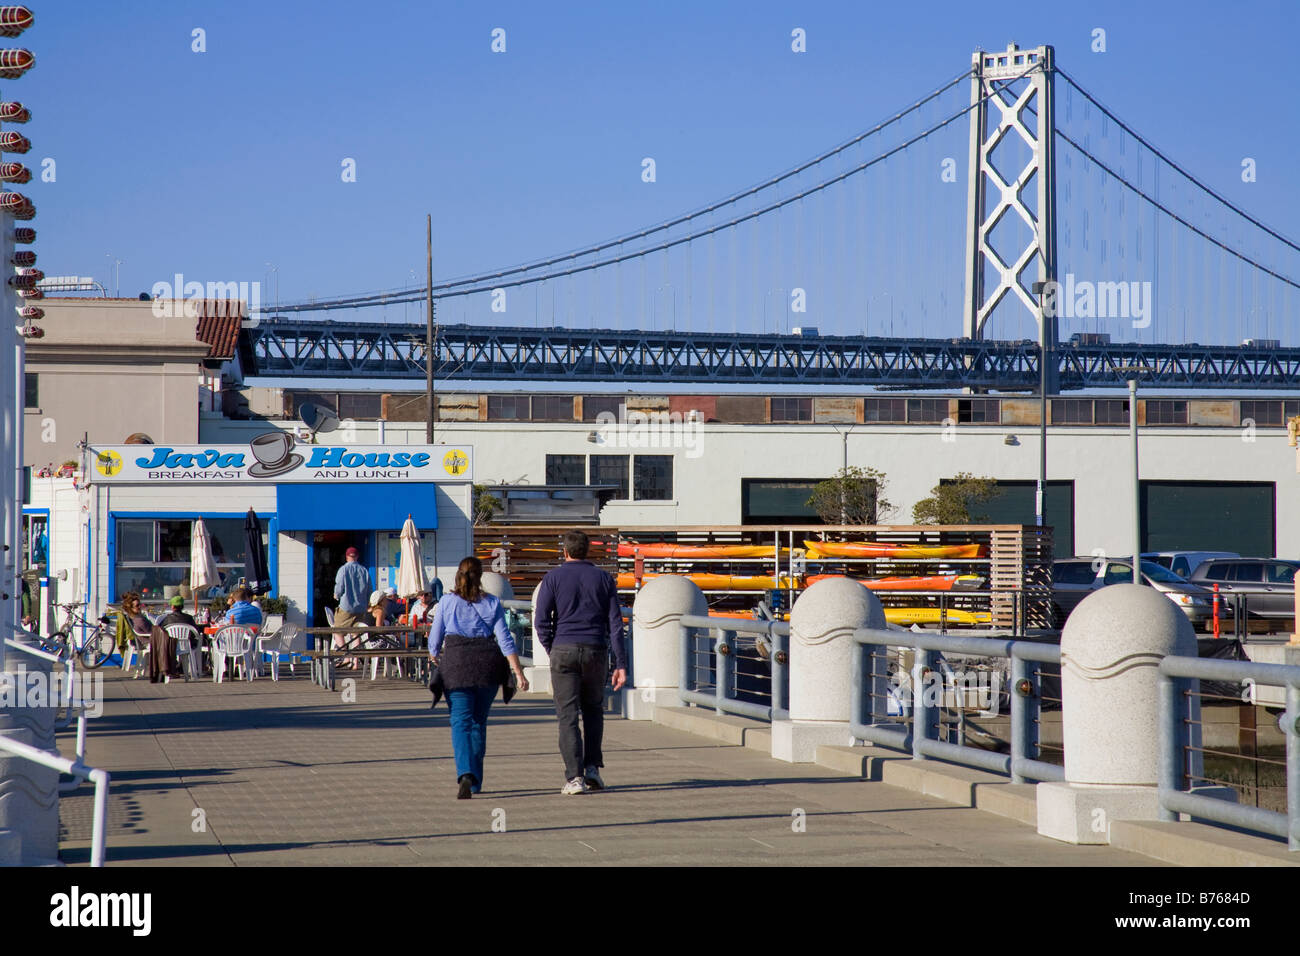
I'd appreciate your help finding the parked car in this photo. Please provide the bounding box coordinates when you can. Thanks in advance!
[1186,558,1300,620]
[1051,557,1214,629]
[1141,551,1239,579]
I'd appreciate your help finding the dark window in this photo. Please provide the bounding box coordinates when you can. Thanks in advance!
[545,454,585,486]
[863,398,906,423]
[1239,400,1282,426]
[583,396,623,422]
[24,373,37,408]
[113,516,261,602]
[1094,399,1130,425]
[1285,400,1300,419]
[590,455,629,499]
[1051,399,1093,424]
[742,479,825,524]
[294,392,338,416]
[957,398,1000,424]
[1103,563,1135,586]
[1229,562,1264,583]
[384,394,427,421]
[947,478,1075,556]
[1266,563,1297,584]
[531,395,573,421]
[633,455,673,500]
[1140,481,1274,556]
[770,397,812,423]
[1145,400,1188,425]
[487,395,530,420]
[906,398,949,423]
[1052,562,1097,585]
[1201,563,1232,582]
[338,393,381,420]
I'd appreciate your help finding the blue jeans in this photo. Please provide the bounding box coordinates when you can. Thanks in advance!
[447,686,498,791]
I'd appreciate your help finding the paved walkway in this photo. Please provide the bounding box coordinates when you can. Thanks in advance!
[58,669,1162,866]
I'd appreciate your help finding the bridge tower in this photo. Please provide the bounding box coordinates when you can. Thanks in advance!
[963,43,1059,393]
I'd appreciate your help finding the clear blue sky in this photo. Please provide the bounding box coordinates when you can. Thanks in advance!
[25,0,1300,339]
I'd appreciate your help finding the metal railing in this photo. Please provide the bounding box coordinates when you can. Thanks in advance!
[1,628,110,866]
[1158,655,1300,850]
[679,615,789,721]
[850,628,1065,784]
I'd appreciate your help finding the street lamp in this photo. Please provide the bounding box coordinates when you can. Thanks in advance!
[1113,363,1148,584]
[763,288,786,334]
[867,291,894,336]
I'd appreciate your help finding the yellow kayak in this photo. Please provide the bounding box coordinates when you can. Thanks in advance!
[616,572,798,590]
[883,608,992,626]
[803,540,987,559]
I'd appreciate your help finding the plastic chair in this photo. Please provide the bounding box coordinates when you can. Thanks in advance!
[259,623,305,681]
[167,623,202,681]
[212,626,255,683]
[252,614,284,676]
[123,625,153,677]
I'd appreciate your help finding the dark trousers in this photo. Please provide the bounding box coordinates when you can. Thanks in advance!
[550,643,608,781]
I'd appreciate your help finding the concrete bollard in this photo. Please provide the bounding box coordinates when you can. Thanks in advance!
[772,577,885,762]
[0,645,60,865]
[1037,583,1198,844]
[524,583,553,695]
[480,571,514,602]
[627,575,707,720]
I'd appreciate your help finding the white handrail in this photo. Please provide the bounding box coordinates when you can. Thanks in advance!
[0,733,109,866]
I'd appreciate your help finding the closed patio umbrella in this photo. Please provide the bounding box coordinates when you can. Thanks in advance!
[191,518,219,613]
[396,515,427,599]
[244,508,271,595]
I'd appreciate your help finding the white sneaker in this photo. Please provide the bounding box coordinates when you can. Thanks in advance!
[561,776,589,795]
[584,766,605,791]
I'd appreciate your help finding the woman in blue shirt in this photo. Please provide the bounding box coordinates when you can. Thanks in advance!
[428,556,529,799]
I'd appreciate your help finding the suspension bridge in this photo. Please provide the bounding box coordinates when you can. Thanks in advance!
[244,44,1300,390]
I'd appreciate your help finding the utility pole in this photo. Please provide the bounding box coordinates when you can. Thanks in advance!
[425,214,435,444]
[1114,365,1146,583]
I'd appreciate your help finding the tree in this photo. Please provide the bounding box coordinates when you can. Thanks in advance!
[806,466,893,525]
[472,484,502,526]
[912,473,999,525]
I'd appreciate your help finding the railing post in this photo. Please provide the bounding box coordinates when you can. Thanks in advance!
[715,627,734,715]
[771,625,789,720]
[912,645,935,761]
[1010,649,1037,784]
[1038,584,1197,845]
[1157,668,1179,822]
[1288,681,1299,851]
[679,623,693,699]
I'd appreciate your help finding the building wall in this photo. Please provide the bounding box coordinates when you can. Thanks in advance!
[201,417,1300,559]
[23,299,210,466]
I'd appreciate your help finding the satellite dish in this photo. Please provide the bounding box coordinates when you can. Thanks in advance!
[299,401,339,434]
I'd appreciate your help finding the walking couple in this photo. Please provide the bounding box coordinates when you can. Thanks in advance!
[428,531,627,799]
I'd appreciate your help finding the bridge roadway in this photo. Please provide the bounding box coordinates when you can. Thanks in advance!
[57,669,1159,866]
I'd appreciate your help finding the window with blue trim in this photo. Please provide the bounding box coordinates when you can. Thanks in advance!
[114,517,266,602]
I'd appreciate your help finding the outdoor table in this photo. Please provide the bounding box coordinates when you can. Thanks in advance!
[304,625,429,690]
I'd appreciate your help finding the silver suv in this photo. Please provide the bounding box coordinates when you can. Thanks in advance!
[1186,558,1299,621]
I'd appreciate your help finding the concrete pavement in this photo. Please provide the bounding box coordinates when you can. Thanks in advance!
[57,668,1163,866]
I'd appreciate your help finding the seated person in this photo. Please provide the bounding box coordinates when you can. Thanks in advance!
[407,589,435,626]
[149,595,195,683]
[219,587,264,630]
[381,586,402,624]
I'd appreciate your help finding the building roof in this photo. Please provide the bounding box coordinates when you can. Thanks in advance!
[194,299,245,360]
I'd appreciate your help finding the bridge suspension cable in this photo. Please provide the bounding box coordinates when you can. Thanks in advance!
[272,65,1036,313]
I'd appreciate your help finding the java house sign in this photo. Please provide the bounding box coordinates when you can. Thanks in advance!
[88,434,473,483]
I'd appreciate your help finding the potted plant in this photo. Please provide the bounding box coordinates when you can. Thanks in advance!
[260,595,288,616]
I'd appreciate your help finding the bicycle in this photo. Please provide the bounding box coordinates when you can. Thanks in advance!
[42,602,117,669]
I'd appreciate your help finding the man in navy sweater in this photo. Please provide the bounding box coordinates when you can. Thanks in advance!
[534,530,627,794]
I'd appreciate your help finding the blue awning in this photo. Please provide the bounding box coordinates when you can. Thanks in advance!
[276,483,440,531]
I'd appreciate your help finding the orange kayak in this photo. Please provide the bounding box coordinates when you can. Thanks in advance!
[618,542,777,559]
[803,541,987,559]
[617,572,796,590]
[804,574,983,591]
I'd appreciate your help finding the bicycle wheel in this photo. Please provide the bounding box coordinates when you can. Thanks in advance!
[80,626,116,669]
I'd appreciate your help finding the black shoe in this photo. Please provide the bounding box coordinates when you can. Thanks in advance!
[457,775,474,800]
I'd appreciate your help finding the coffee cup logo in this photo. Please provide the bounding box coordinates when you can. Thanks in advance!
[247,432,304,478]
